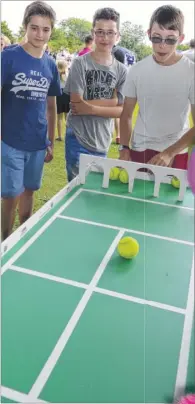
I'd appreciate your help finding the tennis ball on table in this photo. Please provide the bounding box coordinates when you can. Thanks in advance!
[171,177,180,188]
[109,167,120,180]
[119,169,129,184]
[117,237,139,259]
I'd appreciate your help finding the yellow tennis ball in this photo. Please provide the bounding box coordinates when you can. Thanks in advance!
[109,167,120,180]
[119,169,129,184]
[117,236,139,259]
[171,177,180,188]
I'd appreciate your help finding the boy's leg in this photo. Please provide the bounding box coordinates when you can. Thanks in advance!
[1,197,20,240]
[56,113,63,141]
[114,118,120,144]
[21,148,46,224]
[1,141,25,240]
[18,189,34,224]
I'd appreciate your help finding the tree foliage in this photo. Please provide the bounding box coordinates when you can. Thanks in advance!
[177,44,189,51]
[120,21,152,61]
[49,27,68,52]
[1,21,15,43]
[120,21,145,49]
[16,25,26,41]
[59,17,92,52]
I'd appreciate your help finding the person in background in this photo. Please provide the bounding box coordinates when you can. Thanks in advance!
[56,60,70,141]
[1,34,11,51]
[1,0,61,240]
[182,39,195,62]
[1,34,6,51]
[78,34,93,56]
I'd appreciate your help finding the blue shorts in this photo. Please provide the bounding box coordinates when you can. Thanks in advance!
[1,141,46,198]
[65,127,106,182]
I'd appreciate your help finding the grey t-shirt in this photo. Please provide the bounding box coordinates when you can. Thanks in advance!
[64,53,127,153]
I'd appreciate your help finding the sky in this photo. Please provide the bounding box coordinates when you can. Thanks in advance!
[1,0,194,44]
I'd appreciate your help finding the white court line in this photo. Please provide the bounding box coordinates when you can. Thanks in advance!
[174,255,194,400]
[28,230,125,400]
[1,189,83,276]
[82,188,194,211]
[9,264,185,315]
[0,386,47,403]
[10,265,88,290]
[57,214,194,246]
[94,287,186,315]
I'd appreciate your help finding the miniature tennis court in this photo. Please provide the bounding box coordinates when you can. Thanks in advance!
[1,155,194,404]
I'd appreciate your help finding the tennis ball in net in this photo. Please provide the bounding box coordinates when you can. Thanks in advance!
[171,177,180,188]
[119,169,129,184]
[117,236,139,259]
[109,167,120,180]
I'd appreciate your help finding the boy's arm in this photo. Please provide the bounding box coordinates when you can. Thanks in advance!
[71,91,118,108]
[69,62,127,118]
[70,96,123,118]
[148,104,195,166]
[119,97,137,161]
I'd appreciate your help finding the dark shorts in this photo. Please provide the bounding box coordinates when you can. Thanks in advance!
[130,149,188,170]
[56,93,70,115]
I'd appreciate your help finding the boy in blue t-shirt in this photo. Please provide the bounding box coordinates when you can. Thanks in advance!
[1,0,61,240]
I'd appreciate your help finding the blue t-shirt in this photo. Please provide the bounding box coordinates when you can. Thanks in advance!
[1,45,61,151]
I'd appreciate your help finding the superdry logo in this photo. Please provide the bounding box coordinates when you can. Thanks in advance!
[11,72,50,94]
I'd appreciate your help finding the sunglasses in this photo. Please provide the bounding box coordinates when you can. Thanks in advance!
[150,36,179,45]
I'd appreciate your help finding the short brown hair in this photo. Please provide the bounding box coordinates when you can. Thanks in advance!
[149,5,184,35]
[93,7,120,30]
[23,1,56,29]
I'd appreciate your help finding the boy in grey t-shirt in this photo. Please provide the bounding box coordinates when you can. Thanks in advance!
[64,7,127,181]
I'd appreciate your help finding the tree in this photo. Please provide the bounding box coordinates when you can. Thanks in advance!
[1,21,15,43]
[49,27,68,52]
[16,25,26,41]
[120,21,146,52]
[177,44,189,51]
[59,18,92,52]
[134,43,153,61]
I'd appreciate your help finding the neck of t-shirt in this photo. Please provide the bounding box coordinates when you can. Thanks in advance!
[91,49,113,67]
[22,43,45,59]
[153,52,182,66]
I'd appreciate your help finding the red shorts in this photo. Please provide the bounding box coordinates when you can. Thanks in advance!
[130,149,188,170]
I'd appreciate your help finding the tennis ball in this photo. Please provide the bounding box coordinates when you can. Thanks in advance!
[117,236,139,259]
[119,169,129,184]
[171,177,180,188]
[109,167,120,180]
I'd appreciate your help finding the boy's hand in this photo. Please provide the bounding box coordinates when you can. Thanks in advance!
[71,100,93,115]
[44,145,54,163]
[148,151,174,167]
[119,149,131,161]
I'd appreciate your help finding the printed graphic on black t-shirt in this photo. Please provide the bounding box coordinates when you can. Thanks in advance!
[85,69,117,100]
